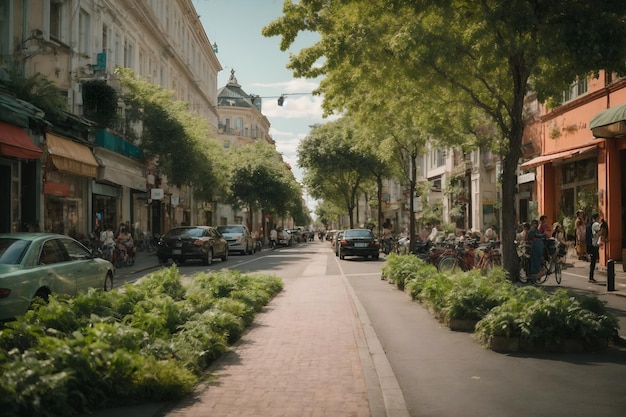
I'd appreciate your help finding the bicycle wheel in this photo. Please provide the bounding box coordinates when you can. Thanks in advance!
[533,260,549,285]
[518,257,530,283]
[554,258,562,284]
[438,255,460,274]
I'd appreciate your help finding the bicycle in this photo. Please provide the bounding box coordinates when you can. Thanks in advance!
[518,239,564,285]
[437,239,479,273]
[533,239,565,285]
[475,240,501,272]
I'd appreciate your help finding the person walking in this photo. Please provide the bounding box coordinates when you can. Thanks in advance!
[586,213,601,283]
[575,210,587,260]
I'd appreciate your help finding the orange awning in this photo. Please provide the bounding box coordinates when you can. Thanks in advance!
[0,121,43,159]
[45,133,98,178]
[520,145,597,170]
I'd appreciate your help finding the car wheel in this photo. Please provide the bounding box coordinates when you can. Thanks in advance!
[159,257,168,264]
[222,247,229,261]
[104,272,113,291]
[29,289,50,311]
[203,248,213,266]
[373,253,380,260]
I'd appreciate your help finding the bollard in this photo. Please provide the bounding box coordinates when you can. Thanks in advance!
[607,259,615,291]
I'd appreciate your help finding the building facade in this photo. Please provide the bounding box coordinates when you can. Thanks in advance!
[1,0,221,238]
[520,72,626,266]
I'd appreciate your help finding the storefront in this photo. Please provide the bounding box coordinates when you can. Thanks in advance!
[42,133,98,239]
[92,147,147,236]
[0,121,43,233]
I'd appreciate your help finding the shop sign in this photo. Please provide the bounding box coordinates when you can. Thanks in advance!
[518,172,535,184]
[151,188,164,200]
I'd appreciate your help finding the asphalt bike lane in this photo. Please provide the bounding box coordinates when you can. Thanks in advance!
[344,255,626,417]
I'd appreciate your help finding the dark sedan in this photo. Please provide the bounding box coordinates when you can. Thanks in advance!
[156,226,229,265]
[338,229,380,260]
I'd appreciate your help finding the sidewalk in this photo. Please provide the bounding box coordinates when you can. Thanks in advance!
[93,245,403,417]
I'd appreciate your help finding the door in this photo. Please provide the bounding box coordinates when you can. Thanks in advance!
[0,164,11,232]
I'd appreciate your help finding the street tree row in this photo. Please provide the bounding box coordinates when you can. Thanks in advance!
[264,0,626,278]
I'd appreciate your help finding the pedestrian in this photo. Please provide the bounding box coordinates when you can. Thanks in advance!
[538,215,552,238]
[585,213,601,283]
[528,219,546,277]
[574,209,587,260]
[552,222,567,258]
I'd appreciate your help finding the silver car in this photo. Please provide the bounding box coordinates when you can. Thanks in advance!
[0,233,114,322]
[217,225,255,255]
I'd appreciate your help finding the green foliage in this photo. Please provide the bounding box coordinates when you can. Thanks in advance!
[382,252,426,291]
[383,254,619,350]
[475,289,619,346]
[3,63,67,118]
[116,68,228,199]
[0,267,282,413]
[439,269,514,322]
[82,80,118,128]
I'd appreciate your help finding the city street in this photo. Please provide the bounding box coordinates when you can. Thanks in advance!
[103,239,626,417]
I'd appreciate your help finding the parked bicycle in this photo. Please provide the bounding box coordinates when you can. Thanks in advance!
[475,240,502,272]
[437,239,479,273]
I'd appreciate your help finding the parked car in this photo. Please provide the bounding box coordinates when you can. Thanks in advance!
[217,225,254,255]
[156,226,229,265]
[334,230,345,257]
[277,228,293,246]
[338,229,380,260]
[0,233,114,322]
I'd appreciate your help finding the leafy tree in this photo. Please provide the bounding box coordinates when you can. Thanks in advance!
[117,68,228,201]
[264,0,626,278]
[298,118,379,228]
[227,142,304,226]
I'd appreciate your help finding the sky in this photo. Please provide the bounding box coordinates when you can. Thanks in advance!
[193,0,331,214]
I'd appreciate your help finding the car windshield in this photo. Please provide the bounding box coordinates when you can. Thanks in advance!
[217,226,243,234]
[344,230,374,238]
[166,228,205,238]
[0,238,30,265]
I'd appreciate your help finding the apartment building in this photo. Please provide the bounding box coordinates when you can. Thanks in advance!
[520,72,626,265]
[0,0,221,238]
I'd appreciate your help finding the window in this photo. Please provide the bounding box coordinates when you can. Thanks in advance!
[78,9,91,55]
[50,1,61,40]
[235,117,243,134]
[431,149,445,168]
[563,78,588,102]
[102,24,108,52]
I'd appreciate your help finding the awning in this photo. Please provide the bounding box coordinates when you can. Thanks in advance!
[590,102,626,138]
[0,121,43,159]
[520,145,597,170]
[92,147,147,191]
[45,133,98,178]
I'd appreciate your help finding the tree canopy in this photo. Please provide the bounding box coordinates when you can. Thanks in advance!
[117,68,228,201]
[265,0,626,277]
[227,141,307,222]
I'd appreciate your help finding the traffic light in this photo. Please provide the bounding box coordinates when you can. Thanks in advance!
[277,95,285,106]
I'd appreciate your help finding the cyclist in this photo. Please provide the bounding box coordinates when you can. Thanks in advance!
[528,219,546,277]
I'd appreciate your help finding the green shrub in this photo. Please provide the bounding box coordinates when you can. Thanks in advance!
[475,288,619,346]
[0,265,283,413]
[381,253,424,290]
[439,268,515,322]
[405,263,443,300]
